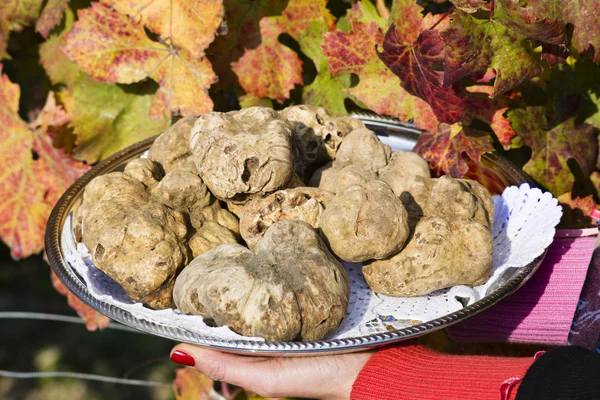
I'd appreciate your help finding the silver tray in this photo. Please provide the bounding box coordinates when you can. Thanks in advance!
[45,113,543,356]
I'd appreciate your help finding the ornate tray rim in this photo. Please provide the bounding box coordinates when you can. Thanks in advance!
[45,114,544,356]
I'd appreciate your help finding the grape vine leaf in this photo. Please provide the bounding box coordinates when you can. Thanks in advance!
[40,34,82,86]
[449,0,489,13]
[100,0,223,59]
[50,270,110,330]
[440,8,543,97]
[591,171,600,192]
[465,84,516,149]
[413,123,494,177]
[0,69,89,259]
[69,75,170,163]
[173,369,214,400]
[557,192,597,228]
[0,0,44,58]
[509,106,597,195]
[206,0,287,91]
[298,19,350,116]
[379,25,467,124]
[323,1,433,120]
[35,0,67,38]
[515,0,600,63]
[231,0,333,102]
[232,17,304,102]
[62,3,217,119]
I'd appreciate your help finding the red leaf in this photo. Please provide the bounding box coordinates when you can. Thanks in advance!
[50,269,109,331]
[557,192,597,229]
[378,25,467,124]
[414,123,495,177]
[465,85,516,149]
[0,69,89,259]
[173,368,214,400]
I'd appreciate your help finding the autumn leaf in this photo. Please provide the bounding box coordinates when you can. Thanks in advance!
[35,0,68,38]
[413,123,495,177]
[512,0,600,63]
[0,69,89,258]
[206,0,287,91]
[40,34,83,86]
[232,18,303,102]
[100,0,223,59]
[465,84,516,149]
[232,0,333,102]
[440,8,543,97]
[557,192,597,228]
[50,269,110,330]
[69,75,169,163]
[509,106,597,196]
[0,0,44,58]
[173,369,214,400]
[379,25,467,124]
[323,1,433,120]
[449,0,489,13]
[239,93,274,109]
[62,3,217,119]
[298,20,350,116]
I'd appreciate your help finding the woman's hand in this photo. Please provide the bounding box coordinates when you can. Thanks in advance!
[170,344,374,400]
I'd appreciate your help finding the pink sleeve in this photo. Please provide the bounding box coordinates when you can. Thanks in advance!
[447,230,597,345]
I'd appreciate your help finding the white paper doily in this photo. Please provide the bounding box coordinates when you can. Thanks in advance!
[61,183,562,341]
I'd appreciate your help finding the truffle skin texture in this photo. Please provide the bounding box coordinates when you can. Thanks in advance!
[363,216,493,296]
[400,175,494,230]
[378,151,430,196]
[173,221,350,342]
[151,170,213,226]
[279,105,365,179]
[148,117,197,174]
[194,201,240,236]
[335,128,391,172]
[124,158,164,189]
[309,162,377,194]
[189,221,238,258]
[74,172,149,239]
[319,181,410,262]
[239,187,333,249]
[83,199,189,309]
[190,107,295,203]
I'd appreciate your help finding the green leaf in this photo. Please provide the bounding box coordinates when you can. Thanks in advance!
[509,106,597,195]
[70,75,169,163]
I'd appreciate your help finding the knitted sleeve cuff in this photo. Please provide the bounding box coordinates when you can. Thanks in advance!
[351,344,534,400]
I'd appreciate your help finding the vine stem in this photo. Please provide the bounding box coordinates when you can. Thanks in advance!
[376,0,390,19]
[429,6,455,31]
[490,0,495,21]
[0,312,143,334]
[0,370,171,387]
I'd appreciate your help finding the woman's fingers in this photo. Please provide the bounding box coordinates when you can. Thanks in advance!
[170,344,374,400]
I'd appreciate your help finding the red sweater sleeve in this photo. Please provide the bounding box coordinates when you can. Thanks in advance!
[351,344,534,400]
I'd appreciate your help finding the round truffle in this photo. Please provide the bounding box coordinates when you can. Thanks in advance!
[335,128,391,172]
[148,117,197,174]
[190,107,295,203]
[173,221,349,341]
[319,181,410,262]
[239,187,333,248]
[363,216,493,296]
[378,151,430,196]
[309,163,377,194]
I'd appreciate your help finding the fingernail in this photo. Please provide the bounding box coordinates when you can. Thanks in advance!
[170,350,195,366]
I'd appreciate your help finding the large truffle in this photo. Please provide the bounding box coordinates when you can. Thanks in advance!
[190,107,295,203]
[335,128,391,172]
[280,105,365,179]
[151,170,213,227]
[309,163,377,194]
[319,181,410,262]
[239,187,333,249]
[123,158,164,190]
[148,117,197,174]
[82,194,189,309]
[173,221,350,341]
[378,151,430,196]
[363,216,493,296]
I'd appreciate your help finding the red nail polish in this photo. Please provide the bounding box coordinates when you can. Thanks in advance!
[171,350,195,366]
